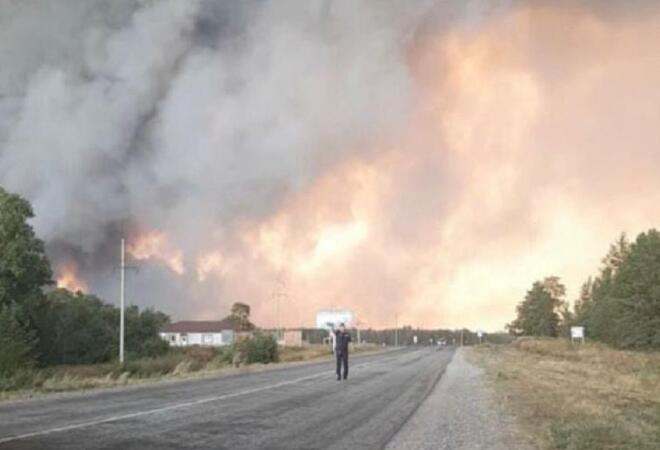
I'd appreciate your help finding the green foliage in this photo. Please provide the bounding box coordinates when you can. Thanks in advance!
[613,230,660,348]
[227,302,255,331]
[0,305,36,376]
[0,187,52,309]
[215,346,236,365]
[236,333,279,364]
[575,230,660,349]
[29,289,170,366]
[123,306,170,359]
[507,277,567,337]
[31,289,116,365]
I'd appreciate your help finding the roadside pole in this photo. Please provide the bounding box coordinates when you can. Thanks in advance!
[272,275,286,342]
[394,314,399,347]
[119,238,125,364]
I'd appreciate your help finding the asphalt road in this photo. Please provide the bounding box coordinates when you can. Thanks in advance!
[0,347,455,450]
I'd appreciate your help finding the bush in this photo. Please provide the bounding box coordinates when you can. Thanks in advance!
[0,305,36,376]
[214,346,235,365]
[236,333,279,364]
[139,337,171,359]
[0,368,36,391]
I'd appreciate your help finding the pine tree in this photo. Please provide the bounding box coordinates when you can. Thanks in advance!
[610,230,660,348]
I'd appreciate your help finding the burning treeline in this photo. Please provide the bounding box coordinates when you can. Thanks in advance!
[3,1,659,330]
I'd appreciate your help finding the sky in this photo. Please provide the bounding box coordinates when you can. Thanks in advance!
[1,0,659,331]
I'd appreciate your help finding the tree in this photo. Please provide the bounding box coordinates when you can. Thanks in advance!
[0,304,36,376]
[227,302,255,331]
[602,233,631,274]
[507,277,566,337]
[31,289,170,365]
[124,305,170,359]
[578,234,631,345]
[32,289,116,365]
[608,230,660,348]
[573,277,593,325]
[0,187,53,309]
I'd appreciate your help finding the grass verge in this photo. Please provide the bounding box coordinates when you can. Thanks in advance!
[0,343,382,402]
[470,338,660,450]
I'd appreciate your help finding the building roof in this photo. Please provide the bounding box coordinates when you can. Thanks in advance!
[161,319,237,333]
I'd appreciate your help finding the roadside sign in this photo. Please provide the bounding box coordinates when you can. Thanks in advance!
[571,326,585,344]
[571,327,584,338]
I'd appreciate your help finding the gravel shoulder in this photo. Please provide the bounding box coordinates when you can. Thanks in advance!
[385,348,532,450]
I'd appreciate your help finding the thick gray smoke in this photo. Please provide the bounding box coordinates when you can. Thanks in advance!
[0,0,440,316]
[4,1,658,330]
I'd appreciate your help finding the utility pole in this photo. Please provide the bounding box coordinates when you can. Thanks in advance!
[272,274,287,341]
[119,238,126,364]
[460,328,464,347]
[394,314,399,347]
[355,317,365,345]
[118,238,138,364]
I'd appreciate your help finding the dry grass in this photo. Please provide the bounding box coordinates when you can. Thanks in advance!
[279,345,333,362]
[1,343,385,402]
[279,343,381,362]
[470,338,660,450]
[0,347,231,401]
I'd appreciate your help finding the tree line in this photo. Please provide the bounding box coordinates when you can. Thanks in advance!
[508,230,660,349]
[0,186,169,377]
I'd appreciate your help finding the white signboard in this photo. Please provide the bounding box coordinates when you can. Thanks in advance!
[571,326,584,339]
[316,309,355,330]
[477,330,483,338]
[413,335,418,344]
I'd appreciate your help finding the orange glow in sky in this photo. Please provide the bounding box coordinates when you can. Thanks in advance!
[128,230,185,275]
[56,264,88,293]
[84,4,660,331]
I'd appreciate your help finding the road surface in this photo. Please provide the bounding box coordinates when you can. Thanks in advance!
[0,347,454,449]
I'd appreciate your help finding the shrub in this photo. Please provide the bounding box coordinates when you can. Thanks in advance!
[0,305,36,377]
[140,337,170,359]
[214,346,235,365]
[0,368,36,391]
[237,333,279,364]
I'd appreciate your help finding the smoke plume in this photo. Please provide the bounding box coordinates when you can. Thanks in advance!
[1,1,659,330]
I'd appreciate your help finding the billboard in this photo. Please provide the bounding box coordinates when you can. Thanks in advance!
[316,309,355,330]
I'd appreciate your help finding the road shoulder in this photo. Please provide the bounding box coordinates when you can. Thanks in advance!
[0,347,397,406]
[385,347,532,450]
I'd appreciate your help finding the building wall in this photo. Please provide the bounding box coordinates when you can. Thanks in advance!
[282,330,303,347]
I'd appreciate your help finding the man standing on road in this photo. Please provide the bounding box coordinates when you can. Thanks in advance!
[335,323,351,380]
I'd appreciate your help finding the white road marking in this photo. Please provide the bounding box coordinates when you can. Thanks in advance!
[0,360,378,444]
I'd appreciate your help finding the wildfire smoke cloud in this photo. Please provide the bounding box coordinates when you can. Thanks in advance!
[1,1,659,330]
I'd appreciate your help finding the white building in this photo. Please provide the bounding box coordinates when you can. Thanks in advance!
[160,320,236,347]
[316,309,355,330]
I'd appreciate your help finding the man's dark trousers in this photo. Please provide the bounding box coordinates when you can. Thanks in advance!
[336,351,348,379]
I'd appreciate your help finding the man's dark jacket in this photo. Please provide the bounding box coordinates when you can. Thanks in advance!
[335,330,352,356]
